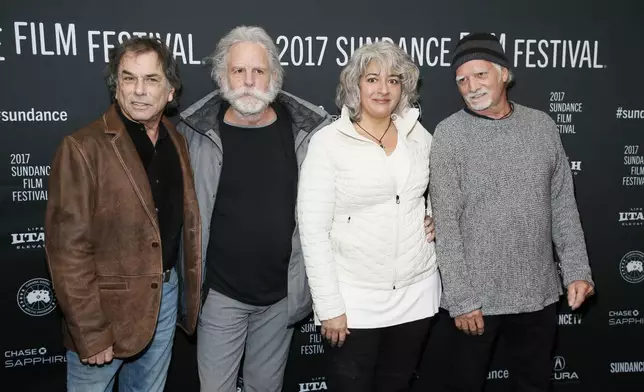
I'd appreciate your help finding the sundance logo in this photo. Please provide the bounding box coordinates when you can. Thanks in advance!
[0,108,68,123]
[615,107,644,119]
[487,369,510,380]
[558,312,583,325]
[610,361,644,373]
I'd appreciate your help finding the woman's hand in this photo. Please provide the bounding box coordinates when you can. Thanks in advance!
[321,314,350,347]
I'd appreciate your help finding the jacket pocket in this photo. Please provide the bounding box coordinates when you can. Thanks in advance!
[330,216,359,260]
[97,280,128,290]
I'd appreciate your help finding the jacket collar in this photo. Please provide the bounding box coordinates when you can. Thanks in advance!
[179,90,330,136]
[335,105,420,141]
[102,103,174,136]
[99,103,179,237]
[102,104,126,135]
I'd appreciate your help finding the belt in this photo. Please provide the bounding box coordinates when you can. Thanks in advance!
[162,269,172,283]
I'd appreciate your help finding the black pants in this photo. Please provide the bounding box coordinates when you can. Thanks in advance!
[447,302,558,392]
[324,317,433,392]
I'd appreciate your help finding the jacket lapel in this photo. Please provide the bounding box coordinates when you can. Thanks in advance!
[102,104,160,236]
[165,116,196,215]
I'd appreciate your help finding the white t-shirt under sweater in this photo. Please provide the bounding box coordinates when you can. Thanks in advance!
[320,132,442,329]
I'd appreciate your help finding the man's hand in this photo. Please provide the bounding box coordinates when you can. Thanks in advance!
[567,280,594,310]
[321,314,350,347]
[424,215,436,243]
[455,310,484,335]
[81,345,114,365]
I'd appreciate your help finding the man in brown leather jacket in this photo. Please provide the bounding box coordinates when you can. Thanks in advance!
[44,37,201,392]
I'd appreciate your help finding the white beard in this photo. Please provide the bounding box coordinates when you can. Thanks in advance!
[467,96,493,111]
[221,81,279,117]
[465,89,492,111]
[229,95,268,115]
[465,71,504,111]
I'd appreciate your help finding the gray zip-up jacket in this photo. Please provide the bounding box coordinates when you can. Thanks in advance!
[176,90,332,326]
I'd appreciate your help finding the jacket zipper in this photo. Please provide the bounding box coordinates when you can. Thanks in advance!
[392,137,414,290]
[344,131,405,289]
[338,115,416,289]
[204,131,223,224]
[373,141,401,290]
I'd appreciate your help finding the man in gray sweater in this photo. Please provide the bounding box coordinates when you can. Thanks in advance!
[429,33,595,392]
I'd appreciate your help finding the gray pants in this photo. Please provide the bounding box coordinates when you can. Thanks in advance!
[197,289,293,392]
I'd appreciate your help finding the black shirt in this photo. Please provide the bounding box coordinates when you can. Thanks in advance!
[206,102,297,306]
[118,108,184,272]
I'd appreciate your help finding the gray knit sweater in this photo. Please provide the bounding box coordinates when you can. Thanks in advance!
[429,103,594,317]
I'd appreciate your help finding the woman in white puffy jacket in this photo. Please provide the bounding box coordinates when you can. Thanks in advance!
[297,41,441,391]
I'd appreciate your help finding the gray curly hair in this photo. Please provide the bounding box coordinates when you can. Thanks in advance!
[206,25,284,90]
[336,41,420,121]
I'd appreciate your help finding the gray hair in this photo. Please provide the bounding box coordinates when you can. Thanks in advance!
[492,63,515,87]
[206,26,284,90]
[336,41,420,121]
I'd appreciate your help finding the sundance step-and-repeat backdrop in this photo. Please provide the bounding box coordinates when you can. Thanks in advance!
[1,1,642,391]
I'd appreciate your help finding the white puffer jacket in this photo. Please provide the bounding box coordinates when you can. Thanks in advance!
[297,106,437,321]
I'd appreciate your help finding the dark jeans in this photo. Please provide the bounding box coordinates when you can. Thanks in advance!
[447,302,558,392]
[324,317,433,392]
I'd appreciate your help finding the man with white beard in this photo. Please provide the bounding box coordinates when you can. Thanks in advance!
[429,33,595,391]
[176,26,332,392]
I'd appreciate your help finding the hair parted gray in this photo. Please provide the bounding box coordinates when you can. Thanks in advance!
[492,63,515,87]
[206,25,284,90]
[336,41,420,121]
[105,37,182,109]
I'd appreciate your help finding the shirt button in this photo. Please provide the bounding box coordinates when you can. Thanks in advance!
[155,208,159,212]
[151,241,159,248]
[151,283,158,289]
[156,180,160,184]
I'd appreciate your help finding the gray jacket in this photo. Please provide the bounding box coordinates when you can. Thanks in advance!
[177,90,332,326]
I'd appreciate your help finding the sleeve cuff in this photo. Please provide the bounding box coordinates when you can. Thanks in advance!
[75,328,115,359]
[563,270,594,288]
[446,297,482,318]
[314,299,346,322]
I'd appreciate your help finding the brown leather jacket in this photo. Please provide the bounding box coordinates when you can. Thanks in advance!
[44,104,201,359]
